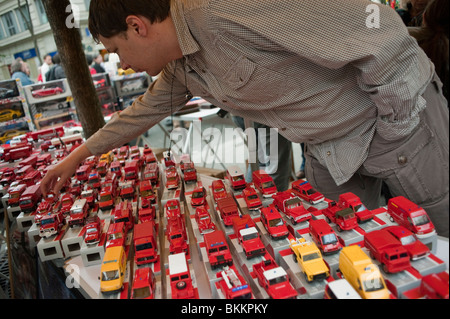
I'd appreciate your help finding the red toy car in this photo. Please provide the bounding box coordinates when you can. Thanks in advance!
[309,219,342,255]
[272,191,311,225]
[113,200,134,233]
[142,162,159,184]
[106,221,126,248]
[203,230,233,269]
[165,166,180,190]
[383,225,430,260]
[242,186,263,210]
[260,205,289,240]
[337,192,373,223]
[165,199,181,219]
[84,216,101,245]
[168,253,195,299]
[216,195,240,227]
[211,179,228,203]
[194,206,216,235]
[253,258,297,299]
[166,215,188,255]
[134,221,158,265]
[131,267,157,299]
[387,196,436,238]
[232,215,266,259]
[191,185,207,207]
[31,86,63,98]
[225,165,246,191]
[138,206,156,223]
[291,179,325,204]
[39,211,66,238]
[322,201,358,232]
[252,170,277,198]
[181,161,197,183]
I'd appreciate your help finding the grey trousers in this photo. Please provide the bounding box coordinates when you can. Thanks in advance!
[305,74,449,237]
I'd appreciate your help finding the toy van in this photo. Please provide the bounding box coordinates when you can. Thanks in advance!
[16,164,33,181]
[19,184,42,213]
[106,222,126,248]
[134,221,158,265]
[76,164,91,182]
[252,169,277,198]
[99,245,127,294]
[22,169,42,187]
[8,183,27,207]
[387,196,435,238]
[124,160,139,180]
[225,165,246,191]
[68,198,89,228]
[309,219,342,255]
[131,267,156,299]
[338,245,390,299]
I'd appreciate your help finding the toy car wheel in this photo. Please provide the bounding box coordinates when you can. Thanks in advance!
[176,281,187,290]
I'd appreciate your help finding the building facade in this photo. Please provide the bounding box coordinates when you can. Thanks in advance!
[0,0,103,82]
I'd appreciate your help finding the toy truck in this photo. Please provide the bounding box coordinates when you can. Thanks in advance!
[138,206,156,223]
[75,164,91,182]
[232,214,266,259]
[387,196,436,238]
[168,252,196,299]
[3,143,33,162]
[203,230,233,269]
[252,170,277,198]
[60,193,75,216]
[84,216,101,245]
[68,198,89,228]
[272,191,311,225]
[216,266,252,299]
[253,258,298,299]
[88,171,101,189]
[181,161,197,183]
[216,195,240,226]
[166,215,188,255]
[309,219,342,255]
[124,159,139,180]
[165,166,180,190]
[322,201,358,232]
[19,184,42,213]
[7,183,27,207]
[291,179,325,204]
[39,211,66,238]
[364,229,411,273]
[289,235,330,283]
[113,200,134,233]
[99,184,117,211]
[134,221,158,265]
[337,192,373,223]
[142,162,159,184]
[242,186,263,210]
[139,180,156,206]
[106,222,126,248]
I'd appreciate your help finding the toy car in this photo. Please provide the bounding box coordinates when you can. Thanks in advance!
[253,258,297,299]
[242,186,263,210]
[165,199,181,219]
[260,205,289,240]
[216,266,252,299]
[84,216,101,245]
[272,191,311,224]
[165,166,180,190]
[309,219,342,255]
[191,185,207,207]
[194,206,216,235]
[31,86,63,98]
[211,179,228,203]
[168,253,196,299]
[383,225,430,260]
[131,267,156,299]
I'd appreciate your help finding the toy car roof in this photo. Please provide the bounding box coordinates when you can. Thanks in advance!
[263,266,287,281]
[168,253,188,275]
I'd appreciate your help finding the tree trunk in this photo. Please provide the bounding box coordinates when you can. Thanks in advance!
[42,0,105,138]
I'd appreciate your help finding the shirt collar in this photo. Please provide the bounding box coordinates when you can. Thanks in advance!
[171,0,201,56]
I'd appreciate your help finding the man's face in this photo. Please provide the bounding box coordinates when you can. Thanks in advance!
[44,56,52,65]
[99,15,182,76]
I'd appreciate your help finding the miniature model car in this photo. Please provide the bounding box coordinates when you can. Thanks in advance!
[216,266,252,299]
[338,192,373,223]
[203,230,233,268]
[242,186,263,210]
[194,206,216,235]
[139,180,156,206]
[338,245,390,299]
[420,272,449,299]
[291,179,325,204]
[225,165,246,190]
[99,245,127,294]
[166,215,188,255]
[142,162,159,184]
[39,211,66,238]
[253,258,297,299]
[138,206,156,223]
[0,109,22,122]
[232,215,266,259]
[383,225,430,260]
[191,185,207,207]
[68,198,90,228]
[211,179,228,203]
[289,235,330,283]
[31,86,63,98]
[324,279,361,299]
[309,219,342,255]
[272,191,311,224]
[84,216,101,245]
[260,205,289,240]
[106,222,126,248]
[168,253,196,299]
[181,161,197,183]
[165,199,181,219]
[113,200,134,232]
[131,267,156,299]
[119,180,136,199]
[252,170,277,198]
[0,129,26,144]
[387,196,436,238]
[165,166,180,190]
[364,229,411,273]
[134,221,158,265]
[216,195,240,226]
[81,188,98,208]
[322,202,358,232]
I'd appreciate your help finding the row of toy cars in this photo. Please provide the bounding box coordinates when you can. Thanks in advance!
[191,164,448,299]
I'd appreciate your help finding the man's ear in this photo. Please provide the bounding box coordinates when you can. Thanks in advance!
[125,15,148,37]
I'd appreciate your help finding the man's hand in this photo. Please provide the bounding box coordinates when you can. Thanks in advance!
[40,144,92,196]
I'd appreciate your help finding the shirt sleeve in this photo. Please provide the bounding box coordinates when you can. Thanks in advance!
[84,59,189,155]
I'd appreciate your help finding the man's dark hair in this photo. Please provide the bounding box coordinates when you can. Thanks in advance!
[88,0,171,43]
